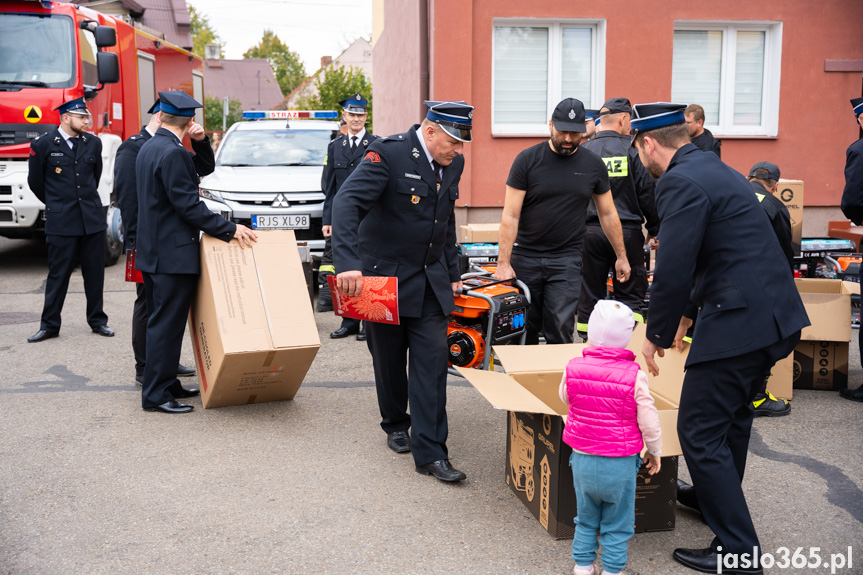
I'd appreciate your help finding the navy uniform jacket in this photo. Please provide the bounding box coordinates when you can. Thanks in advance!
[28,127,105,236]
[582,130,660,235]
[332,126,462,318]
[751,180,794,268]
[135,127,235,274]
[840,138,863,225]
[115,127,214,251]
[646,144,808,366]
[322,130,380,226]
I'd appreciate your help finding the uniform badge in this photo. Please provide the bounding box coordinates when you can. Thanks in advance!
[364,151,381,163]
[568,109,575,119]
[411,147,420,159]
[411,195,420,204]
[362,139,368,146]
[55,167,62,174]
[342,139,347,147]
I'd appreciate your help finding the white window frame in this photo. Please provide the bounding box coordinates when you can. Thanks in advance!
[492,19,606,137]
[673,21,782,137]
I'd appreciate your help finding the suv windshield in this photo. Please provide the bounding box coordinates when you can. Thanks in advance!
[219,129,335,167]
[0,14,75,88]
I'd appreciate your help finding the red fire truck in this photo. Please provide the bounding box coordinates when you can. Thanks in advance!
[0,0,205,264]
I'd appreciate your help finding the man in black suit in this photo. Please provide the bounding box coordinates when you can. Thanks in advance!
[27,97,114,343]
[332,100,471,482]
[840,96,863,402]
[115,98,214,385]
[136,91,257,414]
[634,103,809,574]
[318,93,379,341]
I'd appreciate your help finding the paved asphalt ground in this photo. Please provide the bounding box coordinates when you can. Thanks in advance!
[1,236,861,575]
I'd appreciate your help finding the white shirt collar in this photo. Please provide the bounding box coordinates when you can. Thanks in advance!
[58,126,75,142]
[145,126,157,138]
[348,128,366,143]
[415,126,434,167]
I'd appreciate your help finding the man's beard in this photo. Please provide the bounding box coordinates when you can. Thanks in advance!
[550,136,578,156]
[643,154,665,178]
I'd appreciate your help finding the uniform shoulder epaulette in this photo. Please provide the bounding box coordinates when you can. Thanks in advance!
[130,135,140,141]
[379,134,404,143]
[33,133,44,141]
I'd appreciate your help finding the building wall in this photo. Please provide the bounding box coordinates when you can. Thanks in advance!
[423,0,863,218]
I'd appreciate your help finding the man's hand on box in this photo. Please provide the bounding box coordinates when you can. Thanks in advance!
[232,224,258,248]
[337,270,363,297]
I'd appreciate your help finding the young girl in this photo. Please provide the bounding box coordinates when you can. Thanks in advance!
[558,300,662,575]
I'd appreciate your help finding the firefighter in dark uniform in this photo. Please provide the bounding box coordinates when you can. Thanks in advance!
[634,103,809,574]
[577,97,659,338]
[840,96,863,402]
[135,91,257,414]
[332,100,472,482]
[27,97,113,343]
[318,93,380,341]
[115,98,215,385]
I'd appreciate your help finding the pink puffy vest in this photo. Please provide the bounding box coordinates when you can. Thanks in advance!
[562,346,644,457]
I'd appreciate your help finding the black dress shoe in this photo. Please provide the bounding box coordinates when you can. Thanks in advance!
[386,431,411,453]
[840,386,863,402]
[673,547,762,574]
[27,329,59,343]
[143,400,194,414]
[356,329,367,341]
[176,364,197,377]
[677,479,702,512]
[416,460,466,482]
[330,326,359,339]
[173,386,200,399]
[91,325,114,337]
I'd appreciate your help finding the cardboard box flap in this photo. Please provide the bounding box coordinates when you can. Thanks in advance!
[795,278,853,295]
[456,367,561,415]
[626,324,686,406]
[253,237,321,349]
[493,343,586,374]
[795,278,853,342]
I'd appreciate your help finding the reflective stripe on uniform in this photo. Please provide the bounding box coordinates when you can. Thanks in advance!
[319,265,335,274]
[633,312,644,324]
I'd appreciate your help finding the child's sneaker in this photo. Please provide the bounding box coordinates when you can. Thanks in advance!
[574,564,595,575]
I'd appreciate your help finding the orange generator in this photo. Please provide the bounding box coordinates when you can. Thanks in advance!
[447,273,530,373]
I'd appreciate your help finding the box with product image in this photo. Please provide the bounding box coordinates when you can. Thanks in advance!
[458,324,685,539]
[793,340,849,391]
[188,231,321,408]
[777,180,804,256]
[459,223,500,244]
[792,279,853,391]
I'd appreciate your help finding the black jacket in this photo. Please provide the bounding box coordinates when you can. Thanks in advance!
[115,127,214,250]
[135,128,234,274]
[841,137,863,225]
[751,180,794,269]
[646,144,809,366]
[582,130,660,236]
[28,127,105,236]
[322,130,379,226]
[691,129,721,158]
[332,125,462,317]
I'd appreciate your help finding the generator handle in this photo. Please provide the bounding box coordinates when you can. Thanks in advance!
[457,275,522,294]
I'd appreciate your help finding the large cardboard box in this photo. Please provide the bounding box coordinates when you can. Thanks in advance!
[459,223,500,244]
[458,325,686,538]
[795,279,853,343]
[793,340,849,391]
[777,180,803,256]
[767,351,793,400]
[189,231,321,408]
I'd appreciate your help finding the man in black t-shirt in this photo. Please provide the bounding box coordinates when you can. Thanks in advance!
[685,104,721,158]
[495,98,631,344]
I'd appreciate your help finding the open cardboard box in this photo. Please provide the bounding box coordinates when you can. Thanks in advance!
[793,279,853,391]
[458,324,686,538]
[188,231,321,408]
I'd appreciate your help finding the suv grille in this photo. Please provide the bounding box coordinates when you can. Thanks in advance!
[0,124,54,147]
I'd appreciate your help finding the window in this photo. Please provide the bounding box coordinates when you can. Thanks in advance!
[672,22,782,137]
[492,20,605,136]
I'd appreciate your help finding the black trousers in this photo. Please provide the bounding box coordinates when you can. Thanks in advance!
[320,236,360,330]
[366,282,449,466]
[577,225,648,332]
[511,252,582,344]
[678,333,800,556]
[141,272,196,408]
[132,282,148,375]
[41,232,107,331]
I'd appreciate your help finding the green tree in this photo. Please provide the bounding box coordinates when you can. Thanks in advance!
[189,5,223,59]
[297,65,373,129]
[204,95,243,132]
[243,30,306,96]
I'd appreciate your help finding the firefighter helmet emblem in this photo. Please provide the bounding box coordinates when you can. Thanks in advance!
[568,109,575,120]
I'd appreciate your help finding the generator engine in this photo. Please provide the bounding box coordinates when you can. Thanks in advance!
[447,276,529,369]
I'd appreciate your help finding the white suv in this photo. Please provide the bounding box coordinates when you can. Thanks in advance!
[199,113,340,262]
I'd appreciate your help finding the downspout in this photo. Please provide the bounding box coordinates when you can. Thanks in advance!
[419,0,429,117]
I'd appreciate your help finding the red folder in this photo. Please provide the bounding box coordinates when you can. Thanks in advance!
[327,275,399,325]
[125,249,143,283]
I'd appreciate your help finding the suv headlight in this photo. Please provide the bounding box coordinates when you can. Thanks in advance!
[199,188,226,204]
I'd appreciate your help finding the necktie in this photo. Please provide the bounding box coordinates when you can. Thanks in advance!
[432,160,442,188]
[351,135,358,150]
[71,137,79,153]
